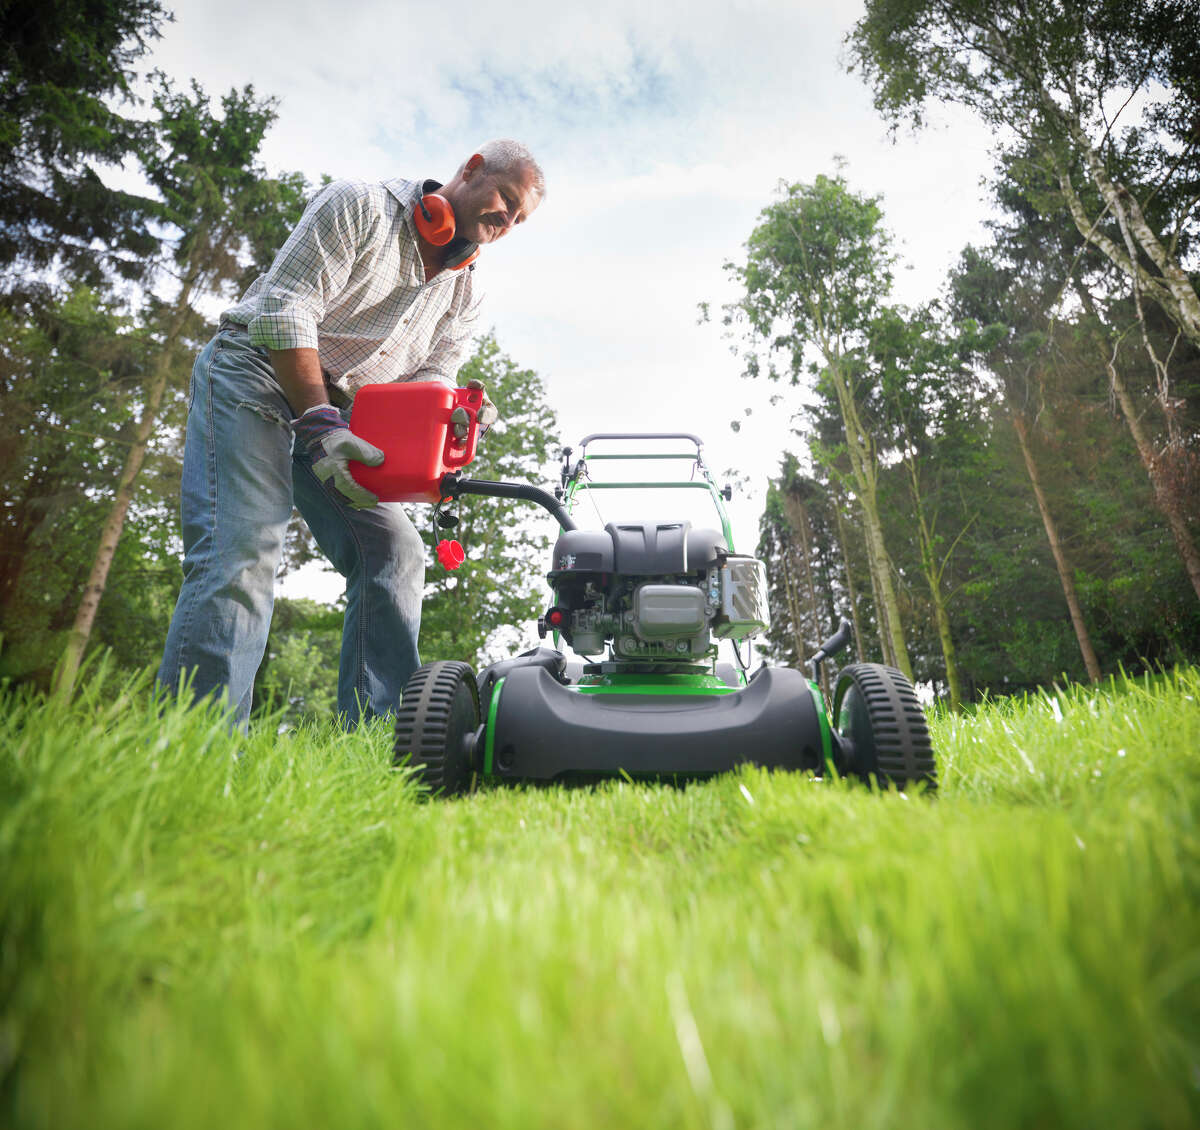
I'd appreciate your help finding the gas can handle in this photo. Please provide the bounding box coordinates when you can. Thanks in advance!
[442,387,482,469]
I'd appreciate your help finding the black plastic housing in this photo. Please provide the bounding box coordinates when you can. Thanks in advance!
[487,665,824,781]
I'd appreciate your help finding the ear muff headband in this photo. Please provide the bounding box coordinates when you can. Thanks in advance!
[442,238,480,271]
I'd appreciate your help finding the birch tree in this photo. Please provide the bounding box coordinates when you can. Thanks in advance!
[849,0,1200,602]
[720,173,913,678]
[848,0,1200,349]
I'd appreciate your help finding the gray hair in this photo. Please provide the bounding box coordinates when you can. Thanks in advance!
[464,139,546,200]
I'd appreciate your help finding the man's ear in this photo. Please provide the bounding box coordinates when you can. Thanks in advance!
[463,153,485,178]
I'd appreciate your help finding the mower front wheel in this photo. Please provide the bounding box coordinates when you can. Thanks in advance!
[831,663,936,790]
[394,661,481,797]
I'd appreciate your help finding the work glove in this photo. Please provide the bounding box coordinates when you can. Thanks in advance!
[466,378,499,429]
[292,404,383,510]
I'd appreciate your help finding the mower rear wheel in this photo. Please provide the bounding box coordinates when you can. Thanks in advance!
[831,663,936,790]
[394,661,480,797]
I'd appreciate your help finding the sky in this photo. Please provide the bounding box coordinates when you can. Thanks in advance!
[144,0,999,602]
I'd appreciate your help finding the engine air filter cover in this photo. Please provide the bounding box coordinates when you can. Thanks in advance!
[714,556,769,639]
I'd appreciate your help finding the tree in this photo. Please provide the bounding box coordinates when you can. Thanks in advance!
[417,333,561,666]
[0,0,168,296]
[756,458,844,699]
[53,80,311,695]
[0,286,179,682]
[253,598,341,725]
[948,245,1106,681]
[866,303,992,705]
[847,0,1200,348]
[720,172,913,678]
[848,0,1200,602]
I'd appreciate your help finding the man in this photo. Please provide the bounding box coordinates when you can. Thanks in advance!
[158,139,545,727]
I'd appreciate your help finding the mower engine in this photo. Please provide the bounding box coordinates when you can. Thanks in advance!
[542,520,769,661]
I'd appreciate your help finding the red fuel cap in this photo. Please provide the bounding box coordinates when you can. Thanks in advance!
[436,539,465,570]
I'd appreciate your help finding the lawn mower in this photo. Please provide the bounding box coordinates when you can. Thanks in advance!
[389,431,936,796]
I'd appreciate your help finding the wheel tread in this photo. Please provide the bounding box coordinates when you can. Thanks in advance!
[832,663,937,790]
[393,661,479,795]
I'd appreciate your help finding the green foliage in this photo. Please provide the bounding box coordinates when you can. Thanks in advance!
[141,76,313,299]
[2,665,1198,1127]
[848,0,1200,141]
[943,230,1200,691]
[0,287,183,681]
[847,0,1200,352]
[723,172,895,380]
[253,598,340,724]
[0,0,169,293]
[0,51,313,689]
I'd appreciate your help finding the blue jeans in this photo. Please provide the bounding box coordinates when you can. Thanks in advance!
[158,327,424,726]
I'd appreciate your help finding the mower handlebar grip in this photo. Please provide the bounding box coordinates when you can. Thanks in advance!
[813,617,854,665]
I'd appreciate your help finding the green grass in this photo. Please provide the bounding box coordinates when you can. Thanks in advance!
[3,665,1199,1129]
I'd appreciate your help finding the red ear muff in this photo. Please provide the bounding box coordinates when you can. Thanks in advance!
[414,193,455,246]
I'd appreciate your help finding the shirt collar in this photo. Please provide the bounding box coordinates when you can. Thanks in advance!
[383,176,422,207]
[384,176,478,279]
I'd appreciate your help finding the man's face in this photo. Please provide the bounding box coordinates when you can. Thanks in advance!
[450,157,541,246]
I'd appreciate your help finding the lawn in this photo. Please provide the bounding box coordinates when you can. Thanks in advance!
[2,664,1198,1128]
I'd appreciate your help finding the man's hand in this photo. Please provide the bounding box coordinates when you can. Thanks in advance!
[292,405,383,510]
[467,378,499,428]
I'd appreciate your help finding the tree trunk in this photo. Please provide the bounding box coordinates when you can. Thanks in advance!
[780,547,807,668]
[1041,93,1200,352]
[1055,166,1200,354]
[1010,412,1103,683]
[929,577,962,706]
[1074,283,1200,602]
[860,526,893,667]
[828,364,912,678]
[904,454,964,708]
[53,293,193,697]
[784,492,830,700]
[1101,348,1200,603]
[831,495,866,664]
[861,500,910,677]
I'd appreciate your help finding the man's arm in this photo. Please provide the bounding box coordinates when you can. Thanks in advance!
[246,180,376,357]
[268,347,329,415]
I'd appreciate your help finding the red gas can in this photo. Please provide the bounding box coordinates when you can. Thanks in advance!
[348,381,482,502]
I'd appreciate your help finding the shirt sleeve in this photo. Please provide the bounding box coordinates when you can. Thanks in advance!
[244,180,379,352]
[408,276,485,385]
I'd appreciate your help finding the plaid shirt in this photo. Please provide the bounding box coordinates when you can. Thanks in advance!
[223,177,482,397]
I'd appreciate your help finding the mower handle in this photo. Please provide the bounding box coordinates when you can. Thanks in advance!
[439,473,577,531]
[578,432,704,452]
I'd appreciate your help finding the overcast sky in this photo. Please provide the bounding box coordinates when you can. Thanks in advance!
[145,0,997,600]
